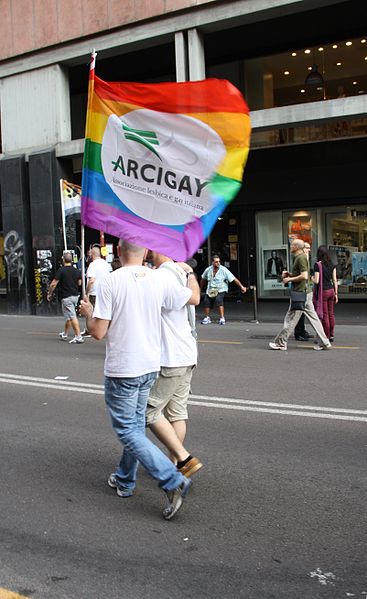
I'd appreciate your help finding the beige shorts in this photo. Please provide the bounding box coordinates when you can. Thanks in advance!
[146,365,195,425]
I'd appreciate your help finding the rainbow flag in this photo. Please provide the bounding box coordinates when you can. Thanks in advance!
[61,179,81,217]
[81,56,251,260]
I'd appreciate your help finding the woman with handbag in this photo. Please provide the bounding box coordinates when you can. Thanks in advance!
[312,245,338,342]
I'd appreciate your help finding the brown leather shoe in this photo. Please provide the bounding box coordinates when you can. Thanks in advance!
[178,456,203,478]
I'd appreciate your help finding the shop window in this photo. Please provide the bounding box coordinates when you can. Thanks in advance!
[256,205,367,298]
[194,212,241,283]
[326,206,367,296]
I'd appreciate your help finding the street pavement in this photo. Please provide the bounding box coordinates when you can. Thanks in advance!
[0,314,366,599]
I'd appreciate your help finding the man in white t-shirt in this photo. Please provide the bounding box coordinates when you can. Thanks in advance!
[146,252,203,479]
[86,246,110,303]
[79,240,200,520]
[81,246,110,337]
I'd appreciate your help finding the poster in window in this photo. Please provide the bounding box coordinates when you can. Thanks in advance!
[262,246,288,290]
[352,252,367,284]
[328,245,358,284]
[288,214,312,246]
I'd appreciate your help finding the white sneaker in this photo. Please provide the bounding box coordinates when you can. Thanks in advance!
[69,336,84,344]
[80,329,92,338]
[59,332,68,341]
[313,343,332,350]
[269,342,287,351]
[219,317,226,325]
[201,316,211,325]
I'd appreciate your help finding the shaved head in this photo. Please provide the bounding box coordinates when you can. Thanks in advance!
[291,239,305,250]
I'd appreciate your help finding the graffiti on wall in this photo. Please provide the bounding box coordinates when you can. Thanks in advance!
[35,249,54,305]
[4,230,25,290]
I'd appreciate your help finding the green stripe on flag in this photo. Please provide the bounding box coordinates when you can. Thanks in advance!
[83,139,103,174]
[210,173,241,202]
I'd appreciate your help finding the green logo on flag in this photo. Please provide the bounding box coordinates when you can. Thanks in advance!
[122,123,161,160]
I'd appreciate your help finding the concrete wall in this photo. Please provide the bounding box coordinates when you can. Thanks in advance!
[0,65,71,153]
[0,0,215,61]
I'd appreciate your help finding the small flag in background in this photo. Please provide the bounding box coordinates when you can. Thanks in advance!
[62,180,81,217]
[81,57,251,261]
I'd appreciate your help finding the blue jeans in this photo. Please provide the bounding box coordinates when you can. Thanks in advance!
[104,373,185,493]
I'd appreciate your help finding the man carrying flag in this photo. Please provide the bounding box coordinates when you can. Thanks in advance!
[79,54,250,518]
[80,239,200,520]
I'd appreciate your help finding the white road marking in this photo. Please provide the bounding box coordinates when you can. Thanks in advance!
[0,372,366,423]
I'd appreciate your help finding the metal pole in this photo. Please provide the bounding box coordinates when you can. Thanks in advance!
[250,285,259,324]
[59,179,67,251]
[207,235,211,265]
[81,224,86,297]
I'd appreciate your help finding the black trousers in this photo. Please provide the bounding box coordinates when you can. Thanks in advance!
[294,313,306,337]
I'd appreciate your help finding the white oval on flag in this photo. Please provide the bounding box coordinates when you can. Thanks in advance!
[101,109,226,226]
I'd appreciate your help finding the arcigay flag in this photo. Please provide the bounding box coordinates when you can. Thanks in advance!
[81,59,251,260]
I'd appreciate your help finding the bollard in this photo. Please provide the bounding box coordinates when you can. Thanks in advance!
[249,285,259,324]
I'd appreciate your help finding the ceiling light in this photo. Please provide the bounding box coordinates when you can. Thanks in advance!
[361,39,366,44]
[346,41,352,46]
[291,52,297,56]
[307,66,312,71]
[304,49,311,54]
[336,62,342,66]
[332,44,338,49]
[353,81,357,85]
[300,89,305,93]
[284,70,290,75]
[305,66,324,87]
[318,47,324,52]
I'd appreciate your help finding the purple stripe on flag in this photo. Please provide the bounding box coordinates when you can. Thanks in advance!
[82,197,204,261]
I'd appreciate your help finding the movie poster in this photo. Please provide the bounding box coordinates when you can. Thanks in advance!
[352,252,367,284]
[262,246,288,291]
[328,245,358,284]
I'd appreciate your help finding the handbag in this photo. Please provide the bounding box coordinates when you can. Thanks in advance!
[208,288,219,298]
[312,261,323,319]
[290,289,306,311]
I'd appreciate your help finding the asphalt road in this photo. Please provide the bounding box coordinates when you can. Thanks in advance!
[0,314,366,599]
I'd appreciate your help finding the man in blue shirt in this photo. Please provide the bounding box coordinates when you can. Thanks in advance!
[200,255,247,325]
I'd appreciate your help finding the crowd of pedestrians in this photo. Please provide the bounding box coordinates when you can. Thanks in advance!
[269,239,338,351]
[47,237,338,519]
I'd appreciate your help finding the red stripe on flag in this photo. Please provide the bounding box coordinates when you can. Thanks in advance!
[94,76,249,114]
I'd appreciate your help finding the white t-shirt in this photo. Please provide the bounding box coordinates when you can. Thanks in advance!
[93,265,191,378]
[86,258,110,296]
[159,262,197,368]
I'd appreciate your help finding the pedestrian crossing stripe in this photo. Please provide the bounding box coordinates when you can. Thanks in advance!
[0,589,30,599]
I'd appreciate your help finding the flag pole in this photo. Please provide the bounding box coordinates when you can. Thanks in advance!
[80,48,97,297]
[81,223,86,297]
[59,178,68,251]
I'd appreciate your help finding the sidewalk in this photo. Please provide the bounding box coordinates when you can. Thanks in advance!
[209,296,367,325]
[1,294,366,325]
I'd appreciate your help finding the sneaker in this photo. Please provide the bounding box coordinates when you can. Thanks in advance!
[163,478,192,521]
[107,473,134,498]
[219,317,226,325]
[329,336,334,343]
[59,332,68,341]
[313,343,332,350]
[269,342,287,351]
[69,336,84,344]
[178,456,203,478]
[80,329,92,338]
[201,316,211,325]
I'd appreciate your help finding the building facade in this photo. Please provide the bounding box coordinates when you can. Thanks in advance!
[0,0,366,314]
